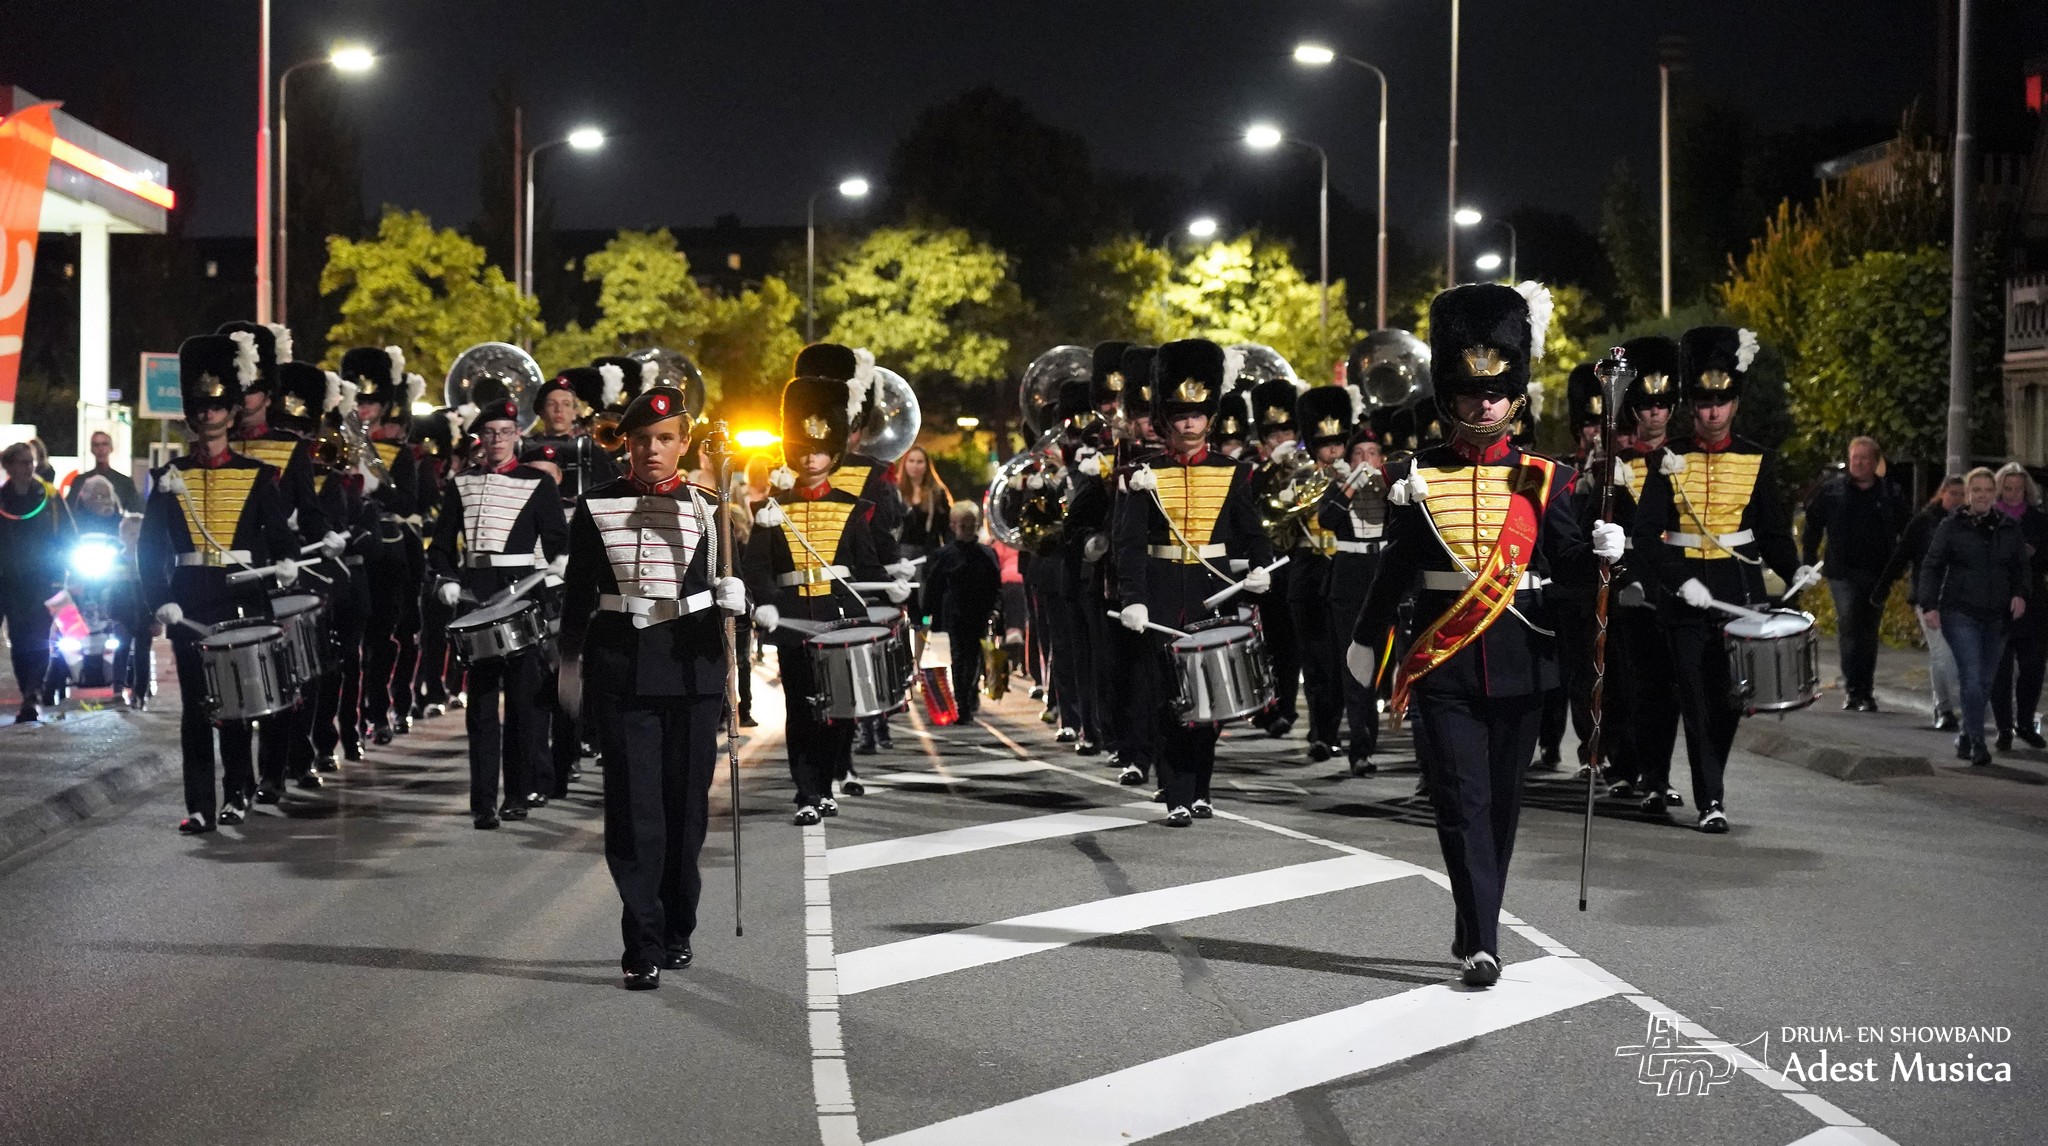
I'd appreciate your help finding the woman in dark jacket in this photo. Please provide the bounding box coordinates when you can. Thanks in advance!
[1918,468,2030,765]
[1879,476,1964,729]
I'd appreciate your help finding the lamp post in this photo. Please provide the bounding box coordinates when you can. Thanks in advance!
[1447,0,1461,289]
[255,0,271,323]
[1244,124,1331,334]
[1291,43,1390,329]
[1656,36,1688,317]
[806,177,870,342]
[1455,207,1515,281]
[523,126,606,298]
[277,45,374,325]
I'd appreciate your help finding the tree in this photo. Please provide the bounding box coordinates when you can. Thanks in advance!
[1150,233,1358,383]
[320,207,538,384]
[1597,160,1658,324]
[1040,236,1174,347]
[820,226,1029,384]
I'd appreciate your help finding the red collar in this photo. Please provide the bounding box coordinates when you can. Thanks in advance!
[1451,435,1512,464]
[491,458,519,475]
[239,422,269,440]
[1170,446,1209,466]
[190,443,235,469]
[1694,433,1733,454]
[631,472,685,496]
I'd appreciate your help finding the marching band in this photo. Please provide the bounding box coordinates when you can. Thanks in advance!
[125,274,1833,991]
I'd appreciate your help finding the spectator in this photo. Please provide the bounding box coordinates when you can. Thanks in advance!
[66,432,143,514]
[26,437,55,484]
[895,446,953,562]
[1989,462,2048,749]
[0,441,74,721]
[921,500,1000,722]
[1918,468,2029,766]
[1803,436,1909,711]
[1878,476,1966,730]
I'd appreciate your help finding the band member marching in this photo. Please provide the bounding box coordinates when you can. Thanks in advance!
[341,346,424,749]
[1606,336,1684,806]
[1318,420,1389,775]
[1630,326,1809,833]
[1078,342,1132,766]
[1113,338,1274,826]
[1345,283,1626,986]
[1108,343,1163,787]
[141,333,304,834]
[428,399,569,829]
[559,384,748,990]
[528,365,624,502]
[743,371,895,825]
[1285,385,1359,762]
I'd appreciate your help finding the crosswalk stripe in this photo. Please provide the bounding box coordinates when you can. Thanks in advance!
[838,853,1421,995]
[863,758,1051,785]
[868,955,1621,1146]
[1783,1129,1900,1146]
[827,804,1157,875]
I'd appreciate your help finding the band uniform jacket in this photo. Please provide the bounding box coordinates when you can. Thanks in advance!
[1316,468,1390,628]
[1062,463,1116,604]
[364,435,423,557]
[561,476,727,697]
[1629,435,1799,611]
[427,463,570,601]
[741,482,886,635]
[829,453,905,566]
[1350,440,1591,698]
[138,453,301,626]
[1111,447,1273,631]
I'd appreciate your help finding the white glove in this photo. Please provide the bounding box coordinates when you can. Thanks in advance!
[321,530,348,557]
[1242,566,1273,595]
[1343,463,1381,493]
[885,559,919,580]
[548,553,569,577]
[1118,603,1149,633]
[155,602,184,628]
[1792,564,1821,591]
[1590,521,1626,563]
[1679,578,1713,609]
[752,604,780,633]
[754,502,786,528]
[1616,581,1648,609]
[1346,641,1378,687]
[358,461,380,497]
[274,557,300,587]
[882,580,912,604]
[714,576,747,615]
[436,580,461,607]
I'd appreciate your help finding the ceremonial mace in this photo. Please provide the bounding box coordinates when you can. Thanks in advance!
[703,421,745,937]
[1580,347,1636,912]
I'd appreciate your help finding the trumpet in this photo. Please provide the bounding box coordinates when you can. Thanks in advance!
[1255,445,1336,548]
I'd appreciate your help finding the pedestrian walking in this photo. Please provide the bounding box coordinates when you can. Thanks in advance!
[921,500,1000,723]
[0,441,74,722]
[1801,436,1909,712]
[1917,468,2030,766]
[1988,463,2048,749]
[1877,476,1965,730]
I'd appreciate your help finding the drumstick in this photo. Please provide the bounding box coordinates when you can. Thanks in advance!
[766,616,832,637]
[845,581,922,592]
[1201,556,1291,611]
[1702,598,1772,623]
[225,561,289,586]
[486,569,551,607]
[1101,610,1190,640]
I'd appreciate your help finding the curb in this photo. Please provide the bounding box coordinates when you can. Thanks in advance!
[0,727,175,864]
[1735,721,1935,783]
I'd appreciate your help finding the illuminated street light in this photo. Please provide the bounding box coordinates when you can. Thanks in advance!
[525,127,609,296]
[1292,43,1337,66]
[1244,123,1284,151]
[1187,216,1219,239]
[1242,123,1330,331]
[1292,42,1392,327]
[956,416,981,430]
[275,42,377,322]
[1456,207,1516,280]
[329,45,375,73]
[839,177,871,198]
[809,176,875,339]
[1474,252,1503,273]
[567,126,606,151]
[1453,206,1484,227]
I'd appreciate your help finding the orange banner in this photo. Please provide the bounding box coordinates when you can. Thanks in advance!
[0,103,58,423]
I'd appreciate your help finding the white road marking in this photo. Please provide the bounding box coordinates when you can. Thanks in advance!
[837,852,1422,996]
[863,758,1051,784]
[1783,1129,1902,1146]
[869,955,1620,1146]
[827,804,1157,875]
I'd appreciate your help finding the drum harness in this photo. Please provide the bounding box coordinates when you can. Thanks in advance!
[776,503,873,612]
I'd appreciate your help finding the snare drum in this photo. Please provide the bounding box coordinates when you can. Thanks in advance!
[448,597,550,665]
[808,624,907,721]
[1170,619,1274,724]
[1723,609,1820,714]
[270,593,333,681]
[866,605,915,690]
[198,620,298,721]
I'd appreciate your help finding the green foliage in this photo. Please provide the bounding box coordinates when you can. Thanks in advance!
[821,227,1028,383]
[1598,160,1658,323]
[320,207,539,382]
[1146,233,1358,383]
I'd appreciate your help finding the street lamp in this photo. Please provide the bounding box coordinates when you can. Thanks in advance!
[1454,207,1516,281]
[276,44,375,324]
[1243,123,1330,333]
[807,176,871,341]
[523,126,606,297]
[1474,252,1503,273]
[1186,216,1219,239]
[1291,41,1391,329]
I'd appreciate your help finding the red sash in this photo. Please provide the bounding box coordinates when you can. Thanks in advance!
[1390,457,1555,713]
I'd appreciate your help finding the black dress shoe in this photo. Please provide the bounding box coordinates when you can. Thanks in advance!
[1996,731,2013,752]
[499,805,529,821]
[372,724,394,746]
[178,813,215,834]
[1956,734,1972,760]
[1267,716,1294,738]
[1163,806,1193,827]
[218,800,249,826]
[526,792,548,808]
[1932,710,1959,732]
[1308,740,1332,762]
[293,772,324,792]
[2018,728,2047,749]
[1697,801,1730,833]
[314,753,339,773]
[623,966,660,990]
[1861,696,1880,713]
[1118,766,1146,786]
[1075,739,1101,756]
[473,813,500,830]
[659,945,693,970]
[253,786,283,806]
[1536,747,1562,769]
[1639,792,1671,816]
[1971,738,1994,767]
[840,777,865,797]
[1842,694,1862,711]
[342,740,364,762]
[1460,953,1501,988]
[876,730,894,750]
[393,714,413,735]
[1348,756,1377,777]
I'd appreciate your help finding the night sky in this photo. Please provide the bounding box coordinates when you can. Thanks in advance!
[7,1,2013,242]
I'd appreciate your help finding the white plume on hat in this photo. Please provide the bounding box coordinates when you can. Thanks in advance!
[405,373,426,409]
[598,363,625,407]
[847,347,877,424]
[1514,281,1554,360]
[639,360,660,390]
[322,371,345,413]
[336,377,360,411]
[227,330,260,385]
[1736,328,1759,373]
[1221,346,1246,388]
[1348,386,1366,422]
[384,345,405,382]
[268,323,294,364]
[456,402,481,432]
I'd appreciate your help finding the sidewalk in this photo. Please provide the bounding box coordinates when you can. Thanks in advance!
[1737,634,2048,829]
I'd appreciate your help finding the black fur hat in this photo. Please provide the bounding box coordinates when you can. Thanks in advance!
[1150,339,1227,424]
[178,333,252,422]
[1620,335,1681,408]
[1055,379,1094,421]
[1118,345,1157,418]
[1249,378,1301,440]
[1297,386,1356,446]
[1679,325,1757,402]
[216,321,289,393]
[340,346,404,407]
[781,375,850,461]
[793,342,859,382]
[1427,282,1550,399]
[1566,362,1605,430]
[1090,341,1133,409]
[1214,385,1251,444]
[272,361,330,434]
[413,406,458,457]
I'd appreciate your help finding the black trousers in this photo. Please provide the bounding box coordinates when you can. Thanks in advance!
[391,547,425,718]
[1991,606,2048,735]
[1659,615,1739,808]
[466,648,547,815]
[1611,605,1678,784]
[1257,579,1301,723]
[540,661,580,797]
[1828,576,1884,700]
[314,574,368,756]
[1554,599,1599,765]
[1083,599,1119,752]
[360,560,405,732]
[255,693,317,788]
[171,635,255,814]
[1289,595,1343,745]
[1411,689,1540,959]
[1,584,49,705]
[1150,639,1220,808]
[948,625,985,720]
[416,590,457,706]
[734,623,754,717]
[1116,627,1161,777]
[1332,593,1378,760]
[779,638,853,805]
[601,694,720,970]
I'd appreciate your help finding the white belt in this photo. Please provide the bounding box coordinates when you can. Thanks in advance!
[465,552,540,568]
[1664,529,1753,549]
[598,590,713,626]
[174,550,251,567]
[1147,543,1226,561]
[1420,569,1547,592]
[1334,539,1386,554]
[1294,536,1339,556]
[776,564,848,587]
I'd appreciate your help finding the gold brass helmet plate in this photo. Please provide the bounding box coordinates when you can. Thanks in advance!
[1219,413,1242,434]
[577,400,594,419]
[1175,378,1211,403]
[802,414,831,438]
[354,373,378,395]
[1105,370,1125,393]
[1460,347,1510,377]
[1265,405,1292,424]
[282,393,308,418]
[1640,372,1673,394]
[199,372,224,397]
[1698,369,1734,391]
[1317,416,1342,438]
[1588,394,1604,415]
[1137,383,1154,401]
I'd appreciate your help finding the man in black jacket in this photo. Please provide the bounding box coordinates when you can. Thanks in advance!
[1802,436,1908,712]
[923,500,1001,723]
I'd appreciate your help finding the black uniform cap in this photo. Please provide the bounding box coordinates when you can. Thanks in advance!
[617,384,692,437]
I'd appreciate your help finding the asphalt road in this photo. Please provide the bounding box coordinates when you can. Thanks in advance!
[1,657,2042,1146]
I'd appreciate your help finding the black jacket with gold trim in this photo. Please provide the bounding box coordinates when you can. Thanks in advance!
[1629,435,1798,612]
[139,452,300,626]
[741,481,886,642]
[1111,448,1272,632]
[829,453,904,567]
[233,427,330,543]
[1350,440,1591,698]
